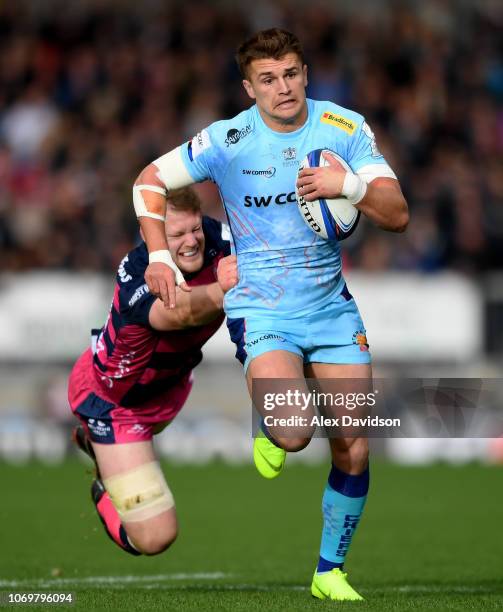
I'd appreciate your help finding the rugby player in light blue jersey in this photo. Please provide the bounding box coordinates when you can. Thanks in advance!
[133,28,408,601]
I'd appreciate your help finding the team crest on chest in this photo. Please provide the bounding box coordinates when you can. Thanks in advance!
[282,147,297,161]
[282,147,298,168]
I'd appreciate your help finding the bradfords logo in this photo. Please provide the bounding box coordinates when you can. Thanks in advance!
[297,190,322,233]
[320,112,356,135]
[225,125,252,147]
[242,167,276,178]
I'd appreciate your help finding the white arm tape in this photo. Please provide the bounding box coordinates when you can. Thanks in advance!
[133,184,167,220]
[357,163,397,183]
[342,172,367,206]
[153,146,195,190]
[149,250,185,286]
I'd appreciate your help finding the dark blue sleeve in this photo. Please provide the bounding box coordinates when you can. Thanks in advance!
[116,245,156,326]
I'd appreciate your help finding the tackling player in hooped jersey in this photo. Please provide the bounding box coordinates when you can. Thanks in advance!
[133,29,408,600]
[68,188,237,556]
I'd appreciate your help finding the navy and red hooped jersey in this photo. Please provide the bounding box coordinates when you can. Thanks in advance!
[91,216,230,406]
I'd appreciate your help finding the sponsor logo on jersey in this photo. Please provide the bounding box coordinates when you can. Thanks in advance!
[361,122,381,157]
[242,167,276,178]
[225,125,252,147]
[87,417,112,438]
[188,129,211,160]
[320,112,357,135]
[352,330,369,351]
[246,333,286,347]
[244,191,297,207]
[129,283,149,307]
[118,255,132,283]
[126,423,147,435]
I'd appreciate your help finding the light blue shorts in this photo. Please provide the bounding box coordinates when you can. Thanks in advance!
[226,284,371,372]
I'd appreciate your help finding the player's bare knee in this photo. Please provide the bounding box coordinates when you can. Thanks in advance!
[276,436,311,452]
[129,521,178,555]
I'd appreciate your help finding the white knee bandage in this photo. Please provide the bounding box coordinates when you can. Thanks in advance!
[104,462,174,523]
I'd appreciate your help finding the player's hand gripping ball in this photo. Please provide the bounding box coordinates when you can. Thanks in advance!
[295,149,360,240]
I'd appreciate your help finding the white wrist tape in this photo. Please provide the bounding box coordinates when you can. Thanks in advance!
[149,250,185,286]
[133,184,167,221]
[341,172,367,206]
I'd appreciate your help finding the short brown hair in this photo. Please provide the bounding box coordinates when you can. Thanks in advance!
[166,187,201,213]
[236,28,305,79]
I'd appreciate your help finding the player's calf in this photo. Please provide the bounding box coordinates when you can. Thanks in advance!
[92,479,142,556]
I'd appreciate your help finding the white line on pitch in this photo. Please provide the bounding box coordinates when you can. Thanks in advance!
[0,577,498,595]
[0,573,230,588]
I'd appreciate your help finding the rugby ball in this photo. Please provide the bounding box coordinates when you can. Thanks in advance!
[296,149,360,240]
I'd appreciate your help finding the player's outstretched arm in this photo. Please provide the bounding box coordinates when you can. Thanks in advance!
[134,150,196,308]
[148,282,224,331]
[148,255,238,331]
[297,152,408,233]
[135,163,189,309]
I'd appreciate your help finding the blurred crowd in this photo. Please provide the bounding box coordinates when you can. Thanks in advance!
[0,0,501,274]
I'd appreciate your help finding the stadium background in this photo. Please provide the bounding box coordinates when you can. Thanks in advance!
[0,1,502,610]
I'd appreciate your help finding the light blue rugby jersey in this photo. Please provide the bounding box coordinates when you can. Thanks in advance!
[179,98,395,319]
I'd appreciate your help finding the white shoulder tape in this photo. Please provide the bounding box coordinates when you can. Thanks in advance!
[153,146,194,190]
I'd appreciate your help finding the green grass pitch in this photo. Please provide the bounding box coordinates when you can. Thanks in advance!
[1,459,502,611]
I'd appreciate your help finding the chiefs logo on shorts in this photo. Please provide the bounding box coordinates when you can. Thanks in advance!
[352,331,369,352]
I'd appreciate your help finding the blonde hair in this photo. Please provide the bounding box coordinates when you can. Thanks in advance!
[166,187,201,213]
